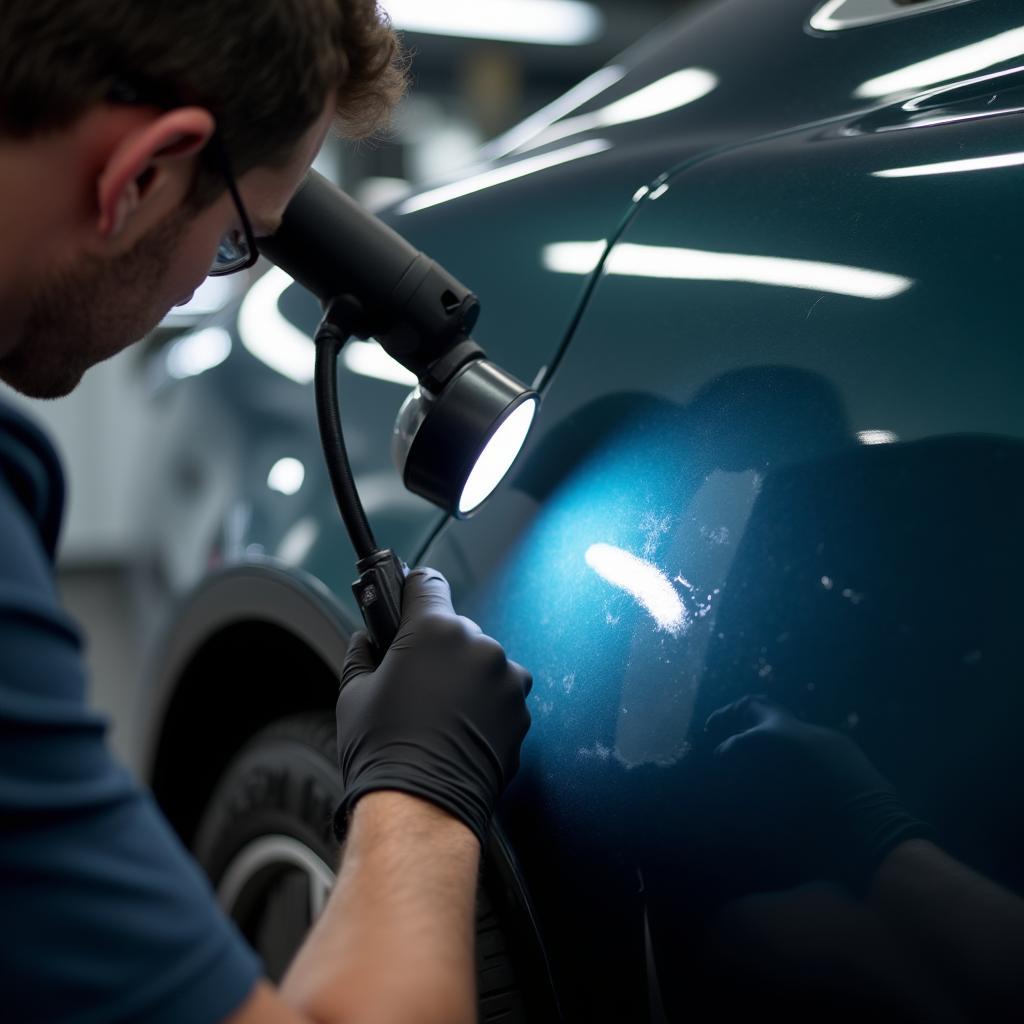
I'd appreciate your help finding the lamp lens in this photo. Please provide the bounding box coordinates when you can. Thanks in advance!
[458,399,538,515]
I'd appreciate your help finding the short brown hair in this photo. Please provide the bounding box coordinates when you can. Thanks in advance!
[0,0,407,203]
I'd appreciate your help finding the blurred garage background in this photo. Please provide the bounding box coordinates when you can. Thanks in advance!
[1,0,705,771]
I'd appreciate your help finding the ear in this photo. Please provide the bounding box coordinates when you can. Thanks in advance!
[96,107,216,239]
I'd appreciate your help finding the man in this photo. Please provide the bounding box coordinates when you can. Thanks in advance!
[0,3,532,1023]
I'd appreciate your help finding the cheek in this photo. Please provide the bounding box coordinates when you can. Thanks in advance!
[168,208,229,295]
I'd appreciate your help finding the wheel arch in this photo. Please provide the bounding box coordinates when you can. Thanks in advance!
[143,563,354,845]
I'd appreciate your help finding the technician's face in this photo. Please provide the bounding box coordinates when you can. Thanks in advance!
[1,100,334,399]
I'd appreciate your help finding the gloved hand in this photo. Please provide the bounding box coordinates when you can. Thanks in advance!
[704,695,932,891]
[335,568,532,846]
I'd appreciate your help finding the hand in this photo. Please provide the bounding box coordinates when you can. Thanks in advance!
[335,568,532,846]
[704,695,932,890]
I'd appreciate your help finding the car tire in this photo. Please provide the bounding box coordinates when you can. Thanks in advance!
[192,712,529,1022]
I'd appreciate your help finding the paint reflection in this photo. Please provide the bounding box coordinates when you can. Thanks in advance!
[453,354,1024,1018]
[584,543,686,636]
[514,68,718,154]
[544,241,913,300]
[855,26,1024,99]
[396,139,612,215]
[874,150,1024,178]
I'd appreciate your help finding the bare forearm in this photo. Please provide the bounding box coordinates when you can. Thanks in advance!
[869,839,1024,1018]
[279,791,480,1024]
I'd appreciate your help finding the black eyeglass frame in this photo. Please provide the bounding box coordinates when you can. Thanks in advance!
[203,131,260,277]
[105,78,259,277]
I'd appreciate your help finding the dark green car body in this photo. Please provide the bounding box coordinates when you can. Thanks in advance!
[143,1,1024,1017]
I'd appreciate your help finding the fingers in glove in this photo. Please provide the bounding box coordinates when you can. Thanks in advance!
[340,630,375,686]
[704,693,774,745]
[400,568,454,623]
[456,614,483,636]
[510,660,533,697]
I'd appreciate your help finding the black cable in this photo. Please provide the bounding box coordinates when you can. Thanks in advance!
[314,321,378,561]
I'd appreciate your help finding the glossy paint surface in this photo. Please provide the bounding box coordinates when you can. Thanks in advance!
[416,9,1024,1020]
[149,0,1024,1018]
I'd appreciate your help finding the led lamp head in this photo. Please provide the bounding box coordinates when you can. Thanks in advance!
[394,360,538,518]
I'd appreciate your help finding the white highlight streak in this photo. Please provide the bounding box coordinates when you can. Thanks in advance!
[855,28,1024,99]
[873,151,1024,179]
[165,327,232,380]
[396,140,611,215]
[383,0,604,46]
[543,241,913,300]
[585,543,686,635]
[238,267,315,384]
[342,340,418,386]
[811,0,971,32]
[485,65,627,159]
[516,68,718,152]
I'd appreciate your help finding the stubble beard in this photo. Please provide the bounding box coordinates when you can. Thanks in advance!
[1,210,188,399]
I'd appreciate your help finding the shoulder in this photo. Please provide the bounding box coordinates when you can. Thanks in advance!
[0,395,65,561]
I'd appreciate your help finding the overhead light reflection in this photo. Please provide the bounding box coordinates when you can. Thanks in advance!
[396,139,612,215]
[873,151,1024,178]
[585,543,686,636]
[811,0,972,32]
[544,241,913,299]
[238,267,315,384]
[383,0,604,46]
[162,276,237,322]
[165,327,232,380]
[543,240,607,275]
[276,517,320,565]
[343,340,418,386]
[516,68,718,153]
[485,65,627,158]
[855,27,1024,98]
[267,457,306,496]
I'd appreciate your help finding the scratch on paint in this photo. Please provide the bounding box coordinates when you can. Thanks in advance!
[639,511,672,559]
[806,295,826,321]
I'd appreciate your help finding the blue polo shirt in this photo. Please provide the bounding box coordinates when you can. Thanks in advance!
[0,398,261,1023]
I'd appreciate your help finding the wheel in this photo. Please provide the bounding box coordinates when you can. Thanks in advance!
[192,712,530,1021]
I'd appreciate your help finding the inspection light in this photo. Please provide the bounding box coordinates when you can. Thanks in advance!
[261,172,539,652]
[394,366,538,517]
[459,399,537,515]
[383,0,604,46]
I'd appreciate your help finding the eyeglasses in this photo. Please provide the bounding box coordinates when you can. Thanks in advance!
[106,78,259,278]
[204,131,260,277]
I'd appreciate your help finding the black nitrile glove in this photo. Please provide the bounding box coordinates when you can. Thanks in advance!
[335,568,532,846]
[704,695,933,892]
